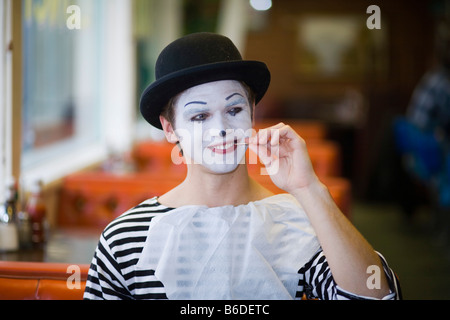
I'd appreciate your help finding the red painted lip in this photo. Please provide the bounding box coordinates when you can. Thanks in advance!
[212,145,237,154]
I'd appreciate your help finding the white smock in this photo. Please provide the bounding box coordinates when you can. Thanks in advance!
[136,194,320,299]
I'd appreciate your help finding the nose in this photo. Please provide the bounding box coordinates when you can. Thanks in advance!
[206,113,233,140]
[210,115,228,137]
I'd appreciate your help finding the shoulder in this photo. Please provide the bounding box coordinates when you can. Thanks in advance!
[101,197,173,248]
[85,197,173,300]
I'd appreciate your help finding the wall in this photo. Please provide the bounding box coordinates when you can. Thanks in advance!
[245,0,434,108]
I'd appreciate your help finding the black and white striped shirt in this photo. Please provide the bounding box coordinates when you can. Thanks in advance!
[84,197,400,300]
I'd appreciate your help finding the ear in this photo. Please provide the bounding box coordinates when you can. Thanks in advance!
[160,115,178,144]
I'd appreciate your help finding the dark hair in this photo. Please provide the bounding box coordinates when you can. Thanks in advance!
[160,81,255,128]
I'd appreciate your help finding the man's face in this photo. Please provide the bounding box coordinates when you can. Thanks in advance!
[171,80,253,174]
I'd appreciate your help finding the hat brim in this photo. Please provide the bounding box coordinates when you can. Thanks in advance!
[140,60,271,129]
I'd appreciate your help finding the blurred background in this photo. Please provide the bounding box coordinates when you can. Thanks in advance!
[1,0,450,300]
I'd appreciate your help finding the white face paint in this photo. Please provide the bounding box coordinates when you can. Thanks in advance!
[172,80,253,174]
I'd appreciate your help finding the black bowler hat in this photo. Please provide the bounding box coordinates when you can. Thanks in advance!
[139,32,271,129]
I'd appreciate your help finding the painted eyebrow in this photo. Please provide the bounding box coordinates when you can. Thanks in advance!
[184,101,207,108]
[184,93,244,107]
[225,93,244,100]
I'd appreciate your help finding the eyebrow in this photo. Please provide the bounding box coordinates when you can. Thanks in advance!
[184,101,207,108]
[183,93,245,108]
[226,93,244,100]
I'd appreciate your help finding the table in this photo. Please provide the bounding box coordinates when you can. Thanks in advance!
[0,228,100,264]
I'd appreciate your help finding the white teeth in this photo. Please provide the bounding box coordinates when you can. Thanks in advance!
[214,143,233,150]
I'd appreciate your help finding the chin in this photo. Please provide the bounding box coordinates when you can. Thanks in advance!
[197,148,247,174]
[202,163,242,175]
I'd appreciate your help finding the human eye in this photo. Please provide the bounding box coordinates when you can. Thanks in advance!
[191,113,208,122]
[228,107,243,116]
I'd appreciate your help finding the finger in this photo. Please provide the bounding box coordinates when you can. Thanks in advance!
[258,128,270,145]
[285,125,303,141]
[264,123,284,146]
[250,123,284,145]
[266,122,285,130]
[270,128,280,146]
[274,125,306,150]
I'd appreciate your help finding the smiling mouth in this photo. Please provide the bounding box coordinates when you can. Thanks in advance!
[215,142,234,150]
[209,139,243,154]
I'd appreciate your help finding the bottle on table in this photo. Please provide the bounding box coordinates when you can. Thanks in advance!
[26,180,47,247]
[0,178,19,252]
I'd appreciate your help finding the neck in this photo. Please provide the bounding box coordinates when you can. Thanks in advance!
[186,164,253,206]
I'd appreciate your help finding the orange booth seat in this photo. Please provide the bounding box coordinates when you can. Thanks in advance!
[0,261,89,300]
[58,172,184,229]
[133,141,188,174]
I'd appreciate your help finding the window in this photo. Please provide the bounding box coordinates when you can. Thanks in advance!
[21,0,135,185]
